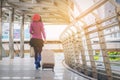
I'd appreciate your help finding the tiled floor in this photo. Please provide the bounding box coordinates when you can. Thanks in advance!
[0,53,89,80]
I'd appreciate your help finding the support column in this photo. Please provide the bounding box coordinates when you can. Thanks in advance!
[63,38,70,65]
[62,39,68,63]
[66,37,71,65]
[67,35,74,67]
[96,21,112,80]
[69,34,76,68]
[84,28,97,78]
[92,11,113,80]
[9,8,14,59]
[30,47,34,57]
[71,31,79,69]
[0,0,2,60]
[77,31,87,75]
[30,35,34,57]
[20,14,24,58]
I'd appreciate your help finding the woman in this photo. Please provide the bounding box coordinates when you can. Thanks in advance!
[29,14,46,69]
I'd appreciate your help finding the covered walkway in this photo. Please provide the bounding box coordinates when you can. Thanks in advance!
[0,0,120,80]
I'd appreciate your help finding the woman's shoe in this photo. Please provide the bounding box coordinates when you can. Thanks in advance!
[37,55,41,68]
[36,64,39,70]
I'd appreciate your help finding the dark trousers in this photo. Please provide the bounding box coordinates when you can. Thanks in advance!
[33,46,42,61]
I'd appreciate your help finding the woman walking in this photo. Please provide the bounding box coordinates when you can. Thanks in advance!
[29,14,46,70]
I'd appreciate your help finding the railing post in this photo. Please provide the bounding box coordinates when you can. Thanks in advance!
[96,19,113,80]
[30,47,34,57]
[77,31,87,75]
[71,31,78,69]
[68,34,75,67]
[62,37,70,65]
[84,28,97,78]
[61,39,67,63]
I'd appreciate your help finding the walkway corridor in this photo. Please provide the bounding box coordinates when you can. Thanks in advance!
[1,0,120,80]
[0,53,92,80]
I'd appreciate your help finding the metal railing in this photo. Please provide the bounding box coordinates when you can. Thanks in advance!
[60,0,120,80]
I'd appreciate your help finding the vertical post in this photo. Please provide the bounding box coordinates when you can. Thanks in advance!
[71,32,79,69]
[67,35,73,67]
[30,47,34,57]
[69,34,76,68]
[77,31,87,75]
[84,28,97,78]
[0,0,2,60]
[30,35,34,57]
[9,8,14,59]
[62,38,70,65]
[92,12,113,80]
[66,38,70,65]
[20,14,24,58]
[96,21,112,80]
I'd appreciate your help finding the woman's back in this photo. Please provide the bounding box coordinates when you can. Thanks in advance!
[30,21,45,40]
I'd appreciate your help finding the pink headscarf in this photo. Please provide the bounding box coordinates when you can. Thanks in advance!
[32,14,40,21]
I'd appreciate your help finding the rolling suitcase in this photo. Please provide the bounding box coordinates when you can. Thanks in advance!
[41,49,55,71]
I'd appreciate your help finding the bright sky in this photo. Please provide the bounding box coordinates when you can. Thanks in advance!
[44,25,67,40]
[75,0,94,11]
[44,0,94,40]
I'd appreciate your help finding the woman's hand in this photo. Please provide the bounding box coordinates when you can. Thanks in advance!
[44,40,47,44]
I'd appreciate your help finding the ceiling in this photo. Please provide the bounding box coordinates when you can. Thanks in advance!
[2,0,72,24]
